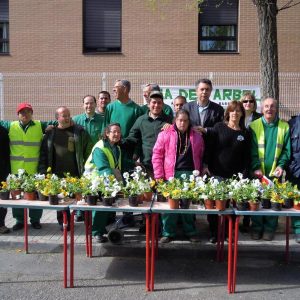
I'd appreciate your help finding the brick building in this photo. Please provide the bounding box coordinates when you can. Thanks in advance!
[0,0,299,120]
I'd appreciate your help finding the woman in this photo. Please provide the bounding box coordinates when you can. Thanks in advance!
[205,100,251,242]
[240,92,262,128]
[85,123,133,243]
[152,109,205,243]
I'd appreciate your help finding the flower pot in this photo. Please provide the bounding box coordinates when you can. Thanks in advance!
[215,199,226,211]
[168,198,179,209]
[261,198,271,209]
[74,192,82,202]
[249,201,260,211]
[293,202,300,210]
[49,195,59,205]
[283,198,293,209]
[204,199,215,209]
[37,191,48,201]
[103,196,115,207]
[0,191,10,200]
[23,191,37,200]
[10,189,22,200]
[179,198,191,209]
[128,195,139,207]
[86,195,98,206]
[271,202,282,211]
[156,193,167,202]
[137,194,144,204]
[143,192,153,202]
[236,202,249,211]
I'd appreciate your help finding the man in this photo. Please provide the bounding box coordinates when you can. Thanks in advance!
[287,114,300,243]
[0,102,56,230]
[38,106,92,230]
[250,97,290,241]
[173,95,187,114]
[106,79,143,139]
[140,83,174,119]
[126,90,173,176]
[0,125,10,234]
[72,95,106,145]
[183,79,224,243]
[96,91,111,116]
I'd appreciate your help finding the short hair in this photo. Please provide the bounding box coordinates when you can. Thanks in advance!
[82,95,96,103]
[144,83,160,92]
[103,123,121,141]
[98,90,111,99]
[175,109,190,120]
[195,78,213,89]
[174,95,187,103]
[55,106,69,119]
[115,79,131,92]
[224,100,246,130]
[240,92,257,111]
[262,97,277,106]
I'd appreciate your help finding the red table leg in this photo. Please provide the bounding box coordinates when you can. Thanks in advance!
[232,216,240,293]
[24,208,28,254]
[285,216,290,264]
[227,215,233,294]
[145,213,150,291]
[150,213,158,291]
[70,210,75,288]
[62,211,68,288]
[84,211,89,257]
[88,211,92,258]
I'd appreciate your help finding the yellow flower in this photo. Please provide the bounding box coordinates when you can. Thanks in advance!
[46,167,52,173]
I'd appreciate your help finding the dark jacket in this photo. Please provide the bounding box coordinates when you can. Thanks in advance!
[183,100,224,132]
[0,125,10,181]
[287,115,300,182]
[38,125,93,176]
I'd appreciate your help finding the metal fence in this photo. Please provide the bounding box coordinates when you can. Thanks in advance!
[0,72,299,121]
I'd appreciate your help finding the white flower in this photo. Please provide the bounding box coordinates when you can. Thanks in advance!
[18,169,26,176]
[238,173,244,180]
[135,166,142,172]
[168,177,174,182]
[181,174,187,180]
[51,174,59,180]
[123,172,129,179]
[189,175,194,182]
[192,170,200,177]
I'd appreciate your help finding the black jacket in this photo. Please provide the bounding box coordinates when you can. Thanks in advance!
[38,125,93,176]
[0,125,10,181]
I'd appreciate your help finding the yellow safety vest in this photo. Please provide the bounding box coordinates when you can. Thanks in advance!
[84,140,121,173]
[9,121,43,174]
[250,118,289,177]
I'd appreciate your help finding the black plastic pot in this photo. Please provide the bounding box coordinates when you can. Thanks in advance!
[128,195,139,207]
[156,193,167,202]
[283,198,293,209]
[261,198,271,209]
[179,198,191,209]
[103,196,115,206]
[48,195,59,205]
[236,201,249,211]
[0,191,10,200]
[271,202,282,211]
[86,195,98,206]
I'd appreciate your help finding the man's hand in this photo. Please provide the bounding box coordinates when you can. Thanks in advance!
[253,169,263,178]
[45,125,55,132]
[161,123,172,131]
[273,166,283,178]
[193,126,206,134]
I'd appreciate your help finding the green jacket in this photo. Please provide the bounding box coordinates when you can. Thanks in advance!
[38,125,93,176]
[250,117,291,177]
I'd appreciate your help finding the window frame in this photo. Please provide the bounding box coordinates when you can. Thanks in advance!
[0,0,9,54]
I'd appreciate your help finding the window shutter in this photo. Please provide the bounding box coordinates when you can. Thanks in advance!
[0,0,9,21]
[84,0,121,52]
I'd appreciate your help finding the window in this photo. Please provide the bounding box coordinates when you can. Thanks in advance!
[0,0,9,54]
[83,0,121,53]
[199,0,238,53]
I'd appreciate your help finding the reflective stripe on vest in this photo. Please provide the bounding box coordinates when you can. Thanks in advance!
[84,140,121,173]
[9,120,43,174]
[250,118,289,177]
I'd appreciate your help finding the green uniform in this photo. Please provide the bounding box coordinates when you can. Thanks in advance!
[72,113,105,145]
[250,117,291,234]
[140,103,174,119]
[105,100,142,138]
[0,120,55,224]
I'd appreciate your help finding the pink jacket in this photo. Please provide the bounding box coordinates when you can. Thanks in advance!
[152,125,205,180]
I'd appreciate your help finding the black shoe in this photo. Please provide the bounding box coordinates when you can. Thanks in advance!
[12,223,24,231]
[96,234,108,243]
[75,215,84,222]
[209,235,217,244]
[31,222,42,229]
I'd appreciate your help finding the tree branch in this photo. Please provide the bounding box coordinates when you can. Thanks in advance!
[278,0,300,11]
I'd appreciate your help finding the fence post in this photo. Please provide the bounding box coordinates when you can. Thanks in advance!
[0,73,4,120]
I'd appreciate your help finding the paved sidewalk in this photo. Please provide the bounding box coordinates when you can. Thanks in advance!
[0,208,300,255]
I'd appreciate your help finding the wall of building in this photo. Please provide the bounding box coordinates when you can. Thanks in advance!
[1,0,299,73]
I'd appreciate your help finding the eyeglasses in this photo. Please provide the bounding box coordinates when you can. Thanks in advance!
[242,100,254,104]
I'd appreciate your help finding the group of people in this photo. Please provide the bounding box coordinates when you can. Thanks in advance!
[0,78,300,245]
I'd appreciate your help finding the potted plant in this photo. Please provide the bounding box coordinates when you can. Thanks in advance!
[64,174,83,201]
[100,174,122,206]
[270,191,284,211]
[276,180,294,209]
[81,174,100,206]
[294,193,300,210]
[21,174,37,200]
[202,176,219,209]
[40,173,64,205]
[213,179,229,211]
[260,184,273,209]
[0,181,10,200]
[34,174,48,201]
[6,169,26,199]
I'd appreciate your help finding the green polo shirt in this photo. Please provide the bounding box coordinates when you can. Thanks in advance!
[72,113,105,145]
